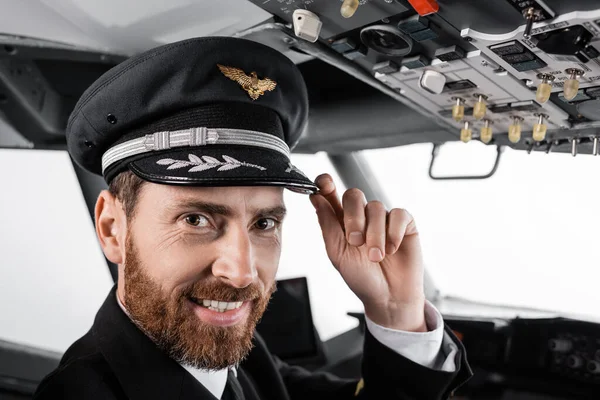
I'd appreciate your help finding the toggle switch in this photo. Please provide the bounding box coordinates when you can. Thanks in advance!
[480,119,493,143]
[563,68,585,101]
[547,139,558,154]
[508,116,524,143]
[536,73,555,103]
[527,141,534,154]
[533,113,549,141]
[341,0,359,18]
[473,93,488,120]
[593,137,599,156]
[407,0,440,16]
[589,360,600,374]
[523,7,543,40]
[567,355,584,369]
[571,138,579,157]
[549,339,573,353]
[419,70,446,94]
[451,97,465,122]
[460,121,472,143]
[292,10,323,43]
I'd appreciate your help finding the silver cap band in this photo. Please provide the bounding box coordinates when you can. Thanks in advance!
[101,127,290,174]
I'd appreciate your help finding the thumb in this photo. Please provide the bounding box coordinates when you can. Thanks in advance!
[309,194,346,264]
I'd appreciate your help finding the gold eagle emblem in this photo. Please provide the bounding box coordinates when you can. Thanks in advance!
[217,64,277,100]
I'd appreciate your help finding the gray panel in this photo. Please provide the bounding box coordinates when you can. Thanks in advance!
[0,339,60,395]
[237,24,459,153]
[436,0,600,34]
[295,89,456,153]
[0,113,31,149]
[247,0,408,39]
[375,50,570,135]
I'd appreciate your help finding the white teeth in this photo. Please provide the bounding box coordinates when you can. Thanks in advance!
[196,299,244,312]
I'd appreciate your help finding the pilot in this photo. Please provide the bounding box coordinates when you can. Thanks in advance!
[34,37,472,400]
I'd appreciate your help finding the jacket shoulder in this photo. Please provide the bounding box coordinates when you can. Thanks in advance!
[34,349,125,399]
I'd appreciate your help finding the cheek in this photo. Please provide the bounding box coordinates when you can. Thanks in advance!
[130,226,212,287]
[253,237,281,284]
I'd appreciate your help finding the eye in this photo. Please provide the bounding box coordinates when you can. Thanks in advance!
[254,218,277,231]
[184,214,210,227]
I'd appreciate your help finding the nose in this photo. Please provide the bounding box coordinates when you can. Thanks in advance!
[211,225,257,288]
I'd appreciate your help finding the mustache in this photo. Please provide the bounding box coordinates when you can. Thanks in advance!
[180,280,273,303]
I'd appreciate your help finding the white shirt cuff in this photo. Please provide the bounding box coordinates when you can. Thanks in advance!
[364,300,458,372]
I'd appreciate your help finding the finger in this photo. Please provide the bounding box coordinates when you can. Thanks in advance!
[309,194,346,264]
[342,188,367,247]
[315,174,344,226]
[386,208,417,255]
[365,201,387,263]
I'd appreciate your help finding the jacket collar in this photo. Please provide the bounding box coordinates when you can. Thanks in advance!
[92,285,217,400]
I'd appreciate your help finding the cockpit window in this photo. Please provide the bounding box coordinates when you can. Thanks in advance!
[280,153,363,341]
[0,149,112,353]
[364,143,600,321]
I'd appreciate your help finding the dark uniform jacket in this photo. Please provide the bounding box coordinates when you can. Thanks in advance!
[34,287,472,399]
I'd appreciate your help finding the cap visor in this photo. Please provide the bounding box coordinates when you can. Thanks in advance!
[128,145,317,194]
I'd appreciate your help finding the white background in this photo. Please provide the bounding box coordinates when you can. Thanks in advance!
[364,143,600,322]
[0,150,112,353]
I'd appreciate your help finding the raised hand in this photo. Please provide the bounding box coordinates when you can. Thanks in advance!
[309,174,426,332]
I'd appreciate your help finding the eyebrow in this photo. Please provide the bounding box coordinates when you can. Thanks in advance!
[169,200,286,219]
[255,206,287,220]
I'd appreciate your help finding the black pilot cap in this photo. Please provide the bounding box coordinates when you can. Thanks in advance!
[66,36,317,194]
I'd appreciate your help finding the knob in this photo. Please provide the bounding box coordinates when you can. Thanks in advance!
[341,0,359,18]
[473,94,488,120]
[588,360,600,374]
[460,121,472,143]
[451,97,465,122]
[548,339,573,353]
[567,355,584,369]
[536,73,555,104]
[563,68,585,101]
[508,116,524,143]
[480,119,493,143]
[533,113,549,141]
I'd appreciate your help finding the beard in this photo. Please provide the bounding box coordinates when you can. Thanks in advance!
[122,233,275,370]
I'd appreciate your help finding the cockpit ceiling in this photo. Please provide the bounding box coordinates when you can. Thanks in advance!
[3,0,600,155]
[0,0,273,55]
[3,0,598,55]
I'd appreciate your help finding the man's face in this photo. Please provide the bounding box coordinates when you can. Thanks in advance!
[121,183,284,370]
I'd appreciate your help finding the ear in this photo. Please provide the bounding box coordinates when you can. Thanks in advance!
[95,190,126,264]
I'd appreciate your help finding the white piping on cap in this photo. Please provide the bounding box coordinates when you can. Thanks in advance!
[101,127,290,174]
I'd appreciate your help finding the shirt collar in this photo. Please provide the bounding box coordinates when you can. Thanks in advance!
[115,291,233,399]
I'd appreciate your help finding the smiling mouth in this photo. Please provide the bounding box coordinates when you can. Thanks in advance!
[189,297,244,313]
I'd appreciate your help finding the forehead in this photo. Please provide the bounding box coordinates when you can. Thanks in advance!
[140,183,285,212]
